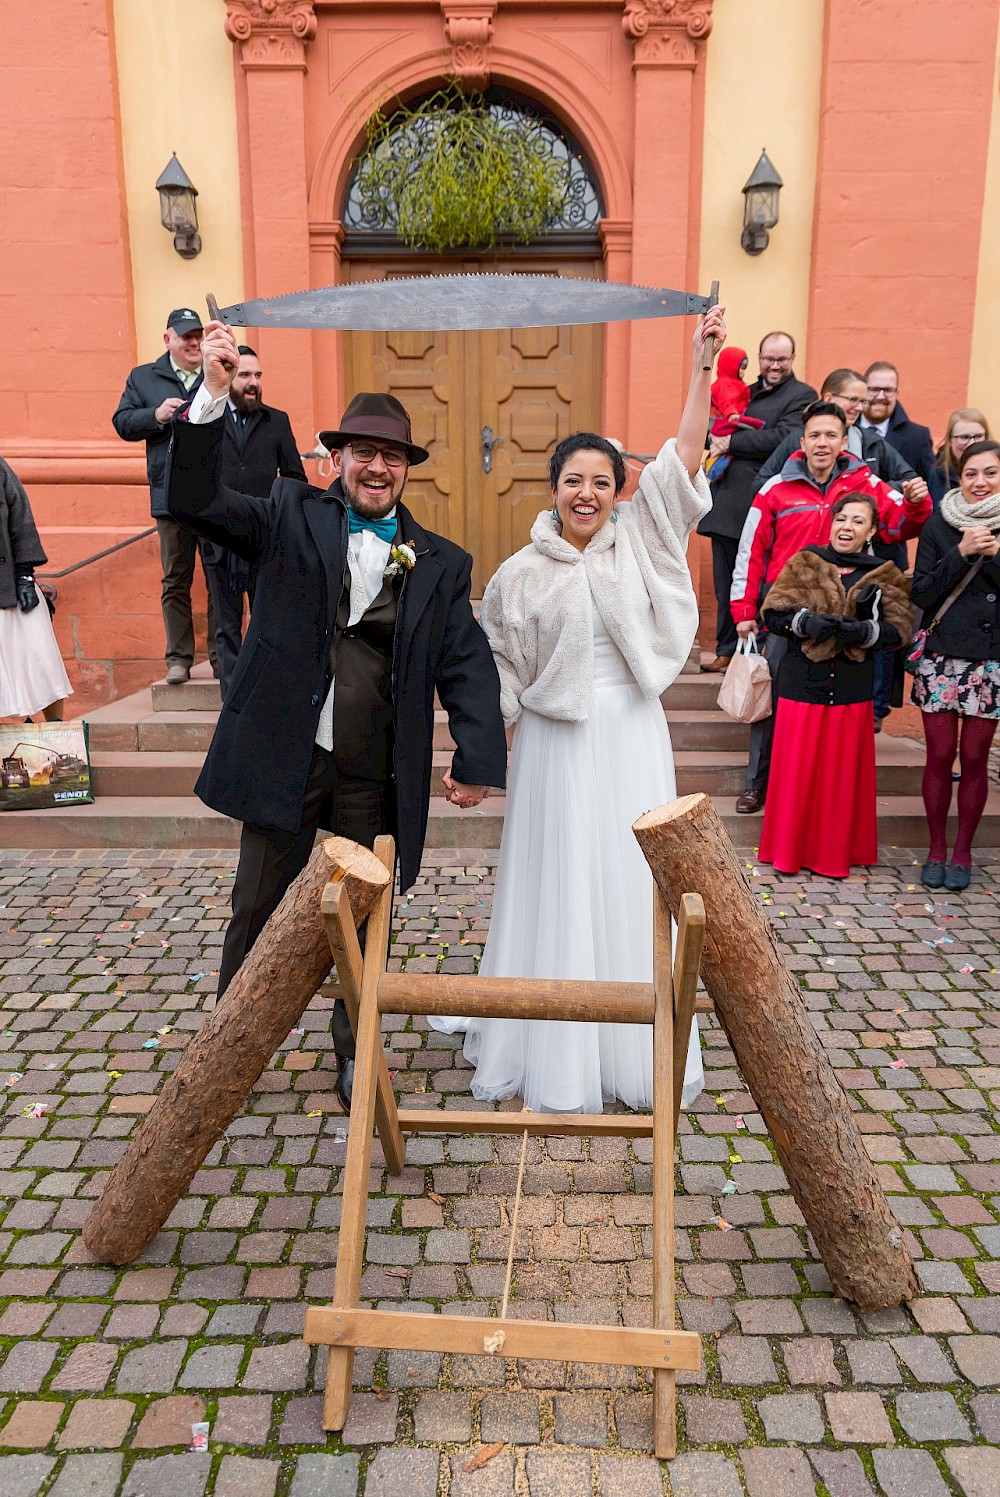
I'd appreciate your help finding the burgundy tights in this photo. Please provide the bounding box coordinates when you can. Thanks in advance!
[921,710,998,865]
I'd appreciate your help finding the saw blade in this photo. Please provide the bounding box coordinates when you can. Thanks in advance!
[215,273,710,331]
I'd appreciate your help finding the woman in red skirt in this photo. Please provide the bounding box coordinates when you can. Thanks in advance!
[758,496,912,877]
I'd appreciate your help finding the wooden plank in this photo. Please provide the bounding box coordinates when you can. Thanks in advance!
[395,1109,654,1138]
[378,972,654,1024]
[320,835,396,1432]
[672,893,706,1137]
[651,886,678,1459]
[304,1306,701,1371]
[322,880,405,1176]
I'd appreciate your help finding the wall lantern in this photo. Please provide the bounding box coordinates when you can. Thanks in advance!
[156,153,202,259]
[741,150,783,256]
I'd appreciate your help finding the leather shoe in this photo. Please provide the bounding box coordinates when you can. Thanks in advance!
[335,1054,354,1114]
[165,664,190,685]
[945,861,971,892]
[700,655,731,673]
[735,789,764,814]
[920,859,946,889]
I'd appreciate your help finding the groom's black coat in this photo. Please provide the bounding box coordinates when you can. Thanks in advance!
[165,415,506,891]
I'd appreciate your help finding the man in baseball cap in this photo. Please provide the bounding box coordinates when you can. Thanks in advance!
[113,308,216,684]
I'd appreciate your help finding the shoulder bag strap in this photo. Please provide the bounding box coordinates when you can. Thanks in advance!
[925,554,985,633]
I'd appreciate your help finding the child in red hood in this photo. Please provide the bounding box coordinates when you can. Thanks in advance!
[707,347,764,480]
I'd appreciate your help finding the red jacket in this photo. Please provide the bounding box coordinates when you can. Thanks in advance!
[729,450,930,625]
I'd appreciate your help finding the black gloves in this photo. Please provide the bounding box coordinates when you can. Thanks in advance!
[854,585,882,623]
[15,573,38,614]
[835,617,878,649]
[793,610,841,643]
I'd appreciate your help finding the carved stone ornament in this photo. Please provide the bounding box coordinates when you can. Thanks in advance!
[622,0,714,44]
[441,1,497,91]
[225,0,317,67]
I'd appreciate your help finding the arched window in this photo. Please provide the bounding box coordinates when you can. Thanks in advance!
[341,87,603,255]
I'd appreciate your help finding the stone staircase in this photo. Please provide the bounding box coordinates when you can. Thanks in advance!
[6,661,999,851]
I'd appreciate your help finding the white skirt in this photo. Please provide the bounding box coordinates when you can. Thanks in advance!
[0,587,72,717]
[432,663,704,1114]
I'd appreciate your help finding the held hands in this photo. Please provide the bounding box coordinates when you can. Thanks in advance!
[958,525,1000,559]
[155,396,184,425]
[201,319,241,400]
[15,574,38,614]
[442,772,489,810]
[694,305,727,364]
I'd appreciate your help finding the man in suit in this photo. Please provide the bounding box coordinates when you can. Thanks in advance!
[166,318,507,1112]
[697,331,817,672]
[206,344,306,697]
[112,308,217,685]
[861,360,942,724]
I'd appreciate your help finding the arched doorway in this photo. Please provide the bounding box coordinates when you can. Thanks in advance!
[339,89,605,591]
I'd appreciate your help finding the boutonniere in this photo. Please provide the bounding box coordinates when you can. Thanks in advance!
[383,541,417,579]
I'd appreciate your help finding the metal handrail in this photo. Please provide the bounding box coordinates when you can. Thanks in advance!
[37,526,157,580]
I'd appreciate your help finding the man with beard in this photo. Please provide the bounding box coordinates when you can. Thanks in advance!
[166,319,507,1111]
[204,345,306,697]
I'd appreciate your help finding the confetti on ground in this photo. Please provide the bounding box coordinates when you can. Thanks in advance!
[307,1110,323,1118]
[729,1154,742,1163]
[191,1422,209,1452]
[157,1025,173,1036]
[889,1059,906,1070]
[721,1181,738,1196]
[23,1104,47,1119]
[107,1071,123,1079]
[4,1073,23,1087]
[716,1218,732,1232]
[142,1038,160,1050]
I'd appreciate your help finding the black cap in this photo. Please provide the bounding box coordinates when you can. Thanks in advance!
[166,308,203,334]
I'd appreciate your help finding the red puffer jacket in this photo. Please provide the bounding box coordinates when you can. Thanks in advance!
[729,450,930,625]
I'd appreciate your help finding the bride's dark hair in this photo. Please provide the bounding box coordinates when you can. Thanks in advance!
[549,433,627,495]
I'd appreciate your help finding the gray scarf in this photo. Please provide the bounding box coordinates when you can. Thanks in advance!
[939,486,1000,532]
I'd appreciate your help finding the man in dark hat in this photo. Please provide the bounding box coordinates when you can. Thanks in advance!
[113,309,218,684]
[165,318,507,1111]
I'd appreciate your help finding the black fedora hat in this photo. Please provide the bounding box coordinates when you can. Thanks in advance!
[319,392,429,465]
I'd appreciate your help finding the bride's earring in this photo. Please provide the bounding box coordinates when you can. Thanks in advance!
[610,507,619,525]
[551,505,560,524]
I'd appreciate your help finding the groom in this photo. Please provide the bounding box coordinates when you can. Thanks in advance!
[165,319,507,1110]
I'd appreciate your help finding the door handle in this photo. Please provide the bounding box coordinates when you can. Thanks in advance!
[481,425,503,474]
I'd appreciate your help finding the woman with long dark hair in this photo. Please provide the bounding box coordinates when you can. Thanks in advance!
[912,439,1000,889]
[0,454,71,721]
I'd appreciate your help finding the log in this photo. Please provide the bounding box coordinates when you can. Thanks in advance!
[633,794,919,1310]
[83,837,391,1265]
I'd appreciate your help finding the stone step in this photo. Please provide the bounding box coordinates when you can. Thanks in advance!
[7,788,998,852]
[88,741,928,802]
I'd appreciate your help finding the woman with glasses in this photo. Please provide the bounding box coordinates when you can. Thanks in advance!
[754,369,922,494]
[934,409,990,501]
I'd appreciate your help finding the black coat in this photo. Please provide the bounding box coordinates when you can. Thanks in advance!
[698,374,817,541]
[203,403,307,567]
[911,511,1000,662]
[112,353,203,516]
[165,415,508,891]
[0,456,47,609]
[863,402,945,506]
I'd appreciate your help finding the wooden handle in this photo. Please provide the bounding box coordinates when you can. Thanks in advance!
[701,280,720,372]
[205,293,235,372]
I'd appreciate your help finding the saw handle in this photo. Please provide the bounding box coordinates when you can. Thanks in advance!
[702,280,720,372]
[206,293,236,372]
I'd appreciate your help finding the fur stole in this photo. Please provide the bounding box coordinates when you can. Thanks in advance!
[763,549,912,663]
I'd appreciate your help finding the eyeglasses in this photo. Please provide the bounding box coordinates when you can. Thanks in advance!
[760,354,792,365]
[867,385,898,396]
[952,432,987,446]
[346,441,408,468]
[840,396,868,409]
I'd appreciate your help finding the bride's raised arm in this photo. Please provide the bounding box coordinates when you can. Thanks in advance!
[675,304,728,479]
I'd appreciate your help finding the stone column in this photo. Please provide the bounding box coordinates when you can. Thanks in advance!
[599,218,634,443]
[622,0,713,452]
[225,0,317,446]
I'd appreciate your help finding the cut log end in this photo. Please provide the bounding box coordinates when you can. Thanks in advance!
[633,793,707,832]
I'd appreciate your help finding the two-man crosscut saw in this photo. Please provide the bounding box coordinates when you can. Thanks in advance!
[206,274,721,370]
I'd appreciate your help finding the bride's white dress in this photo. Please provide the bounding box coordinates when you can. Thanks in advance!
[431,601,704,1114]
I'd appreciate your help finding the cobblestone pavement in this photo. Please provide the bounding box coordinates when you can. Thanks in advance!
[0,846,998,1497]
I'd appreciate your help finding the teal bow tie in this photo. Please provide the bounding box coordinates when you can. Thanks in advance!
[348,509,397,544]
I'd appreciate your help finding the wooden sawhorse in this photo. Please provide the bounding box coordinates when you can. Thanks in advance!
[303,835,706,1458]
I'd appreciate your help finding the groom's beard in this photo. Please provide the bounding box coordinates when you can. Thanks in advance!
[339,467,407,519]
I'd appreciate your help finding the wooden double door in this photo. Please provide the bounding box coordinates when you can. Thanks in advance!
[343,256,604,593]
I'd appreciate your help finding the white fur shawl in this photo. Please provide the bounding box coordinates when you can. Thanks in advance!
[480,438,711,726]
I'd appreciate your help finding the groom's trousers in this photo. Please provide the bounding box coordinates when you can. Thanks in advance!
[217,744,396,1058]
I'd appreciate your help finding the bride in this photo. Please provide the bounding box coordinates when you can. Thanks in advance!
[431,307,727,1112]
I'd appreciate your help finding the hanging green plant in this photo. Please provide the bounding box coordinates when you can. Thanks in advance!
[355,85,570,253]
